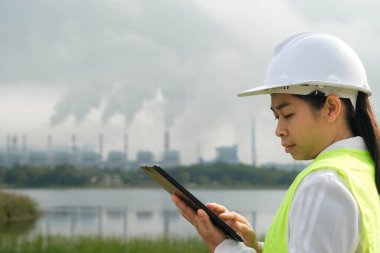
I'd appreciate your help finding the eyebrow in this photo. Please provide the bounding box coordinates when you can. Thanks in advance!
[270,101,291,112]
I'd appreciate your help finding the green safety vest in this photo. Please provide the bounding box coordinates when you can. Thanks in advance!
[264,148,380,252]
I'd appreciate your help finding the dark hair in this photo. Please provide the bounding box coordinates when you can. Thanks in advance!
[295,91,380,194]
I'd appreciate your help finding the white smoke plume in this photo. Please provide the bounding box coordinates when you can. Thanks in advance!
[1,0,380,164]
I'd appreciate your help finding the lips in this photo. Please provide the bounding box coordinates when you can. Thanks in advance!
[282,142,294,153]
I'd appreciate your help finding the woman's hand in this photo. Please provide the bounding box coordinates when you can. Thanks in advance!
[171,195,226,252]
[207,203,261,253]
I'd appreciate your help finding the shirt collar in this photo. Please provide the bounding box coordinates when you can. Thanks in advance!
[321,136,367,154]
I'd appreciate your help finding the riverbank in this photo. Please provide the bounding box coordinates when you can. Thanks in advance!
[0,235,209,253]
[0,191,39,223]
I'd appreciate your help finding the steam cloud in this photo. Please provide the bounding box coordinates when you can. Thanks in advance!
[1,0,380,164]
[39,0,221,129]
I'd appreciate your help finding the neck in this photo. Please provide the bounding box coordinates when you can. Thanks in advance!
[328,123,354,148]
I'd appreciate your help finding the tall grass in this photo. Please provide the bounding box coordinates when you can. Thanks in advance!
[0,235,210,253]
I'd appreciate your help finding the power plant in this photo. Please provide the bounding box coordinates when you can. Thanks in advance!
[0,122,258,170]
[0,131,182,170]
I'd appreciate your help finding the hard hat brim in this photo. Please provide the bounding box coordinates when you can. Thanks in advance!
[237,81,372,97]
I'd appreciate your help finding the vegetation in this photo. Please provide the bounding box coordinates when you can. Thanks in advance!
[125,162,299,188]
[0,162,299,188]
[0,235,209,253]
[0,165,103,187]
[0,191,39,223]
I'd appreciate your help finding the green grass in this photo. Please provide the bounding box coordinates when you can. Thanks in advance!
[0,235,210,253]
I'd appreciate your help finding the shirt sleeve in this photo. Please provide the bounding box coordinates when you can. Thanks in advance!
[214,239,262,253]
[288,170,361,253]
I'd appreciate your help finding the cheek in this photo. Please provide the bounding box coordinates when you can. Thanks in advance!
[290,115,319,140]
[294,121,322,153]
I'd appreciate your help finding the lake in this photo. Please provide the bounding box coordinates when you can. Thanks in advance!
[6,188,286,239]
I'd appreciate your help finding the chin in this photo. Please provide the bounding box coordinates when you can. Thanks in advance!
[291,152,309,161]
[291,154,314,161]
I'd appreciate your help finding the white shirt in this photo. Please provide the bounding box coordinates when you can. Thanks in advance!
[215,137,364,253]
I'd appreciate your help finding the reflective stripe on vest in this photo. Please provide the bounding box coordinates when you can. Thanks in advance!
[264,148,380,253]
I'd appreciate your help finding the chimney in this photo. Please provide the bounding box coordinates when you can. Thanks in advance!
[48,134,52,151]
[164,131,170,153]
[197,141,203,164]
[6,135,11,165]
[98,133,103,162]
[124,132,128,162]
[12,135,18,153]
[251,119,257,167]
[22,135,27,165]
[6,135,11,155]
[48,134,53,167]
[72,134,77,164]
[22,135,27,154]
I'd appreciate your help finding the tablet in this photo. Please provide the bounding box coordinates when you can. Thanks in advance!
[140,164,243,242]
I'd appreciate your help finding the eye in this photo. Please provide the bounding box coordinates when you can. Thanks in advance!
[283,113,294,119]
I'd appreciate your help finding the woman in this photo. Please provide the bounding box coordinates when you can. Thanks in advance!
[172,32,380,252]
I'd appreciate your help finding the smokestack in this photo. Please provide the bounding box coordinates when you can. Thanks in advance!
[12,135,18,153]
[251,119,257,167]
[72,134,77,164]
[48,134,53,167]
[22,135,27,154]
[196,141,204,164]
[48,134,52,152]
[6,135,11,165]
[164,131,170,153]
[98,134,103,161]
[6,135,11,155]
[22,135,27,165]
[124,132,128,162]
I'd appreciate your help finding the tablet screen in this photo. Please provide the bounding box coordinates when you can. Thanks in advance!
[140,164,243,242]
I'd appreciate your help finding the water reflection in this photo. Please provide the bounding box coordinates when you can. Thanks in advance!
[0,220,37,237]
[136,210,153,220]
[5,188,284,239]
[33,207,258,239]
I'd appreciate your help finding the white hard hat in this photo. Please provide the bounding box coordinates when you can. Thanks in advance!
[238,32,371,108]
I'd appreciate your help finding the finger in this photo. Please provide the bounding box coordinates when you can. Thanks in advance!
[220,211,249,224]
[206,203,229,215]
[239,222,255,238]
[195,209,210,227]
[172,195,196,224]
[195,209,223,237]
[235,222,259,250]
[194,209,227,251]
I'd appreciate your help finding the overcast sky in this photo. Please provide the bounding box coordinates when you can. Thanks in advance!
[1,0,380,165]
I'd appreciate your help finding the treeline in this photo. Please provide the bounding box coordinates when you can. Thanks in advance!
[0,163,299,188]
[0,165,103,187]
[128,163,299,188]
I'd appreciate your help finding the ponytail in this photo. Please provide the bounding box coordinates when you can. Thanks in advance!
[296,91,380,194]
[347,92,380,194]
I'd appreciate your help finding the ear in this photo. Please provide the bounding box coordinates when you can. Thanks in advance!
[323,95,342,122]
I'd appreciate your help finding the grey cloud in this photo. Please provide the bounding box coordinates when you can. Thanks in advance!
[289,0,380,25]
[1,0,227,127]
[3,0,380,164]
[51,84,104,126]
[0,0,225,84]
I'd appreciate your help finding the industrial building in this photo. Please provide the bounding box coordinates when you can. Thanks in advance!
[0,122,263,169]
[0,131,182,170]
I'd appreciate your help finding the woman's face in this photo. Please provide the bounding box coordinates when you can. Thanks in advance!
[271,93,328,160]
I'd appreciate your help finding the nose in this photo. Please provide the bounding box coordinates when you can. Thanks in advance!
[275,119,287,137]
